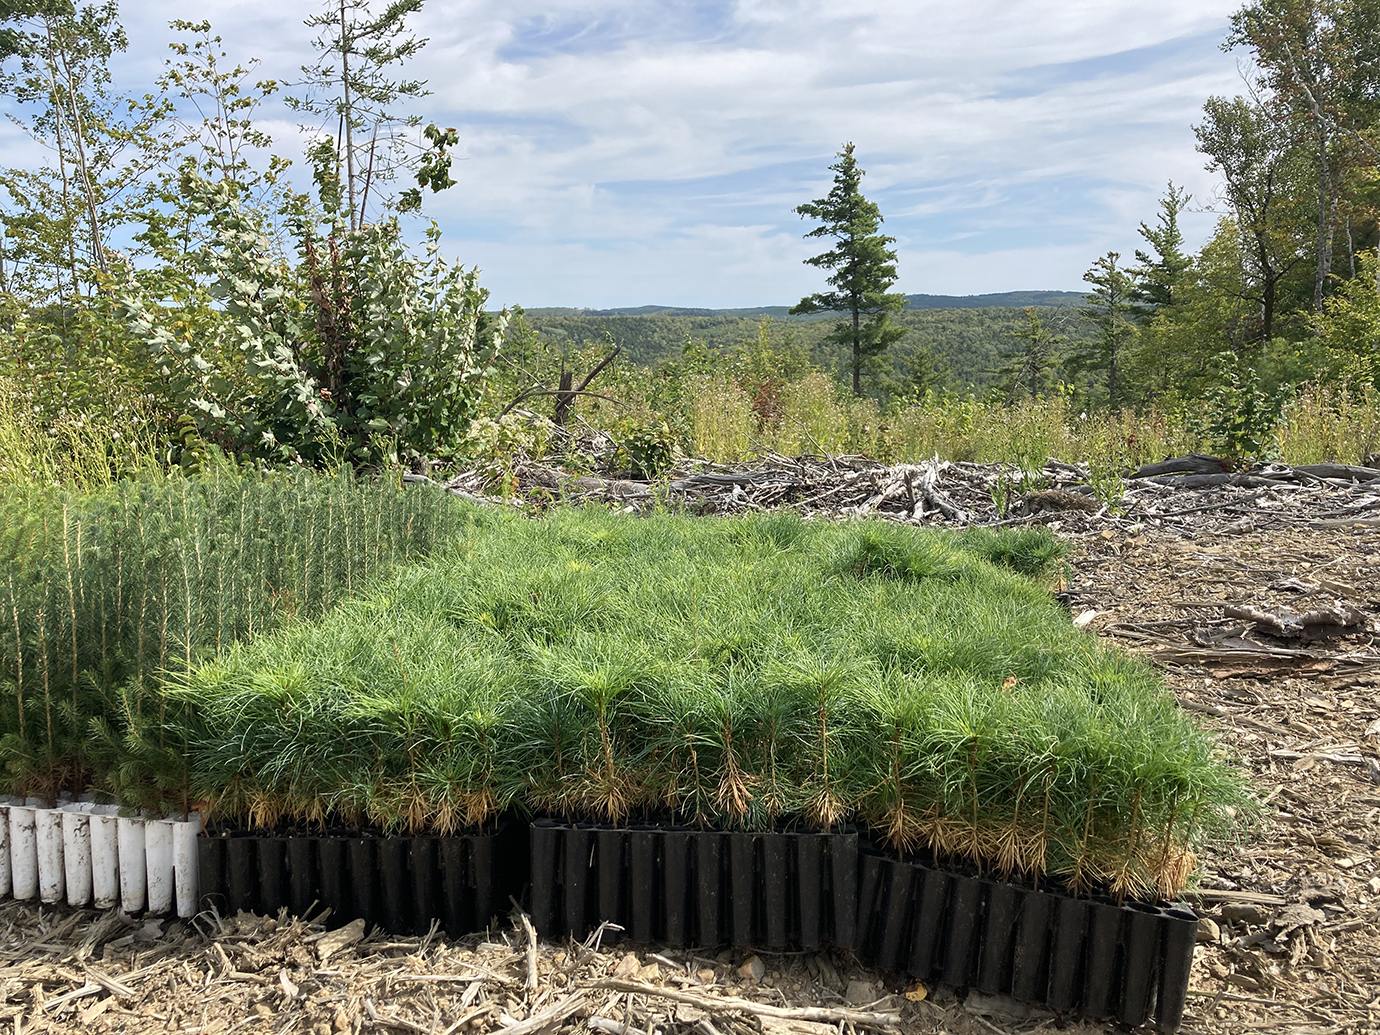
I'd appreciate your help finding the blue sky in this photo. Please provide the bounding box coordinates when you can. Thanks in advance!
[44,1,1250,307]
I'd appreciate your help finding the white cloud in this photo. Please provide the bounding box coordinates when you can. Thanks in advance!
[29,0,1249,305]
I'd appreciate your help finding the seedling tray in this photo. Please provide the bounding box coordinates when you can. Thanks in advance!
[197,825,516,936]
[855,843,1196,1031]
[529,820,857,950]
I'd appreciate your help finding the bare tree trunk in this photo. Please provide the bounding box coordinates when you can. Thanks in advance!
[340,0,358,230]
[851,297,861,396]
[1108,339,1117,409]
[48,18,107,275]
[358,122,380,225]
[1310,121,1333,311]
[1346,214,1356,280]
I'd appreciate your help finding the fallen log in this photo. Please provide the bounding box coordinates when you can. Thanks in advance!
[1289,463,1380,482]
[1131,454,1230,478]
[1223,603,1369,641]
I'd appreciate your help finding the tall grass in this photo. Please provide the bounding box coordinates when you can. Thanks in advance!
[0,463,471,807]
[171,508,1251,899]
[1276,386,1380,464]
[0,382,162,490]
[677,376,1380,469]
[679,379,1205,472]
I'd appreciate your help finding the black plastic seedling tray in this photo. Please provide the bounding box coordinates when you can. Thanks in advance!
[528,820,857,950]
[854,843,1197,1032]
[197,824,521,936]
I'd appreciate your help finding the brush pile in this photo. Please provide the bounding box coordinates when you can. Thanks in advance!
[170,507,1250,900]
[435,452,1380,538]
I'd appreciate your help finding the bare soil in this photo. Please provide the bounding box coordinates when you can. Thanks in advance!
[1,495,1377,1035]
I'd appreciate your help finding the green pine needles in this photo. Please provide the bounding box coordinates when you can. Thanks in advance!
[0,463,469,807]
[171,507,1252,900]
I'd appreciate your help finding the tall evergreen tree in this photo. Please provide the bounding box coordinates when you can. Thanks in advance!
[1076,252,1136,407]
[791,142,907,396]
[1131,182,1194,317]
[998,307,1065,400]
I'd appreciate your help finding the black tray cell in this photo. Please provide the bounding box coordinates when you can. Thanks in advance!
[662,831,690,946]
[728,832,756,947]
[763,834,790,950]
[795,834,823,950]
[1119,903,1161,1028]
[1155,906,1198,1033]
[376,838,409,934]
[856,849,886,960]
[563,827,593,938]
[471,831,496,930]
[1046,893,1089,1011]
[1082,899,1125,1019]
[696,832,725,947]
[1011,888,1053,1003]
[287,837,316,918]
[598,829,625,929]
[348,838,376,927]
[409,838,438,936]
[439,837,472,937]
[829,833,858,952]
[529,822,561,935]
[629,829,657,943]
[876,862,914,974]
[943,876,985,989]
[908,865,950,981]
[977,881,1020,995]
[198,837,226,913]
[226,836,255,914]
[317,838,350,925]
[256,838,287,915]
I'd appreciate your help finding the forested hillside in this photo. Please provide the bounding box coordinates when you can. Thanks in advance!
[519,305,1093,395]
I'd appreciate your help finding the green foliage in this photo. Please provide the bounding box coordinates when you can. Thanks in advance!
[998,308,1065,400]
[1194,94,1311,343]
[1075,252,1137,407]
[117,174,504,466]
[611,414,676,479]
[289,0,433,230]
[0,0,170,301]
[791,143,908,396]
[1314,249,1380,382]
[0,464,470,808]
[1197,351,1285,459]
[1131,183,1194,316]
[170,508,1250,898]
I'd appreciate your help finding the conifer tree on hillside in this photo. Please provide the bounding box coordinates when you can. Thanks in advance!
[1076,252,1136,408]
[1131,182,1194,318]
[791,143,907,396]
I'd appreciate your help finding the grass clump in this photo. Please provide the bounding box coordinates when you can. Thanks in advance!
[171,507,1250,899]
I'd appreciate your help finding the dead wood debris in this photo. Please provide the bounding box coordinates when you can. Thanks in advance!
[415,453,1380,544]
[1068,522,1380,1034]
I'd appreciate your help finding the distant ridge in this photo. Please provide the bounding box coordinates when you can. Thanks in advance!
[526,291,1084,319]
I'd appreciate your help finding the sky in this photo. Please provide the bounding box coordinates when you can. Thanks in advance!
[41,1,1253,308]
